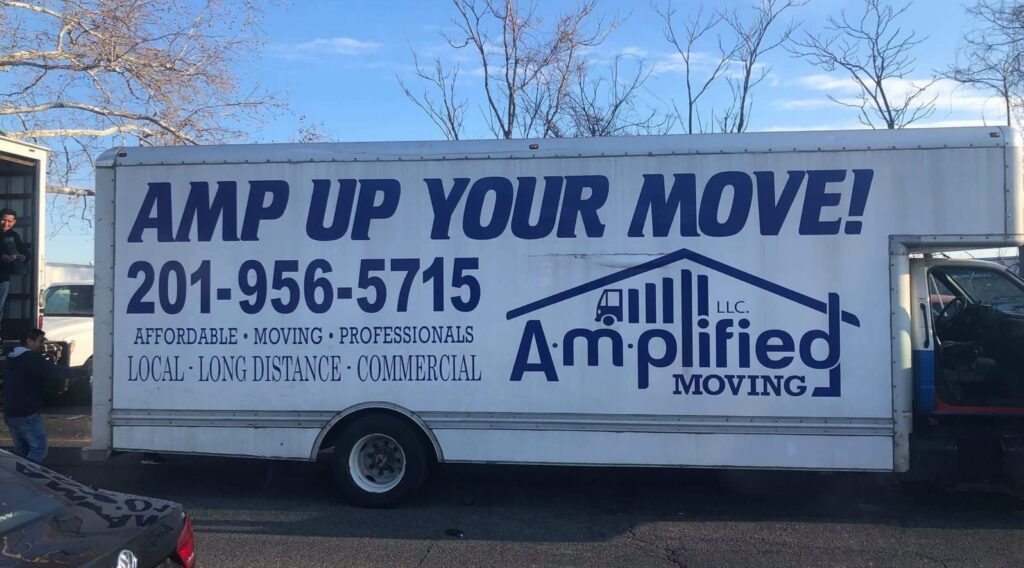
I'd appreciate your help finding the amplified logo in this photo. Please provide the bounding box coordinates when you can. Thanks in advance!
[505,248,860,398]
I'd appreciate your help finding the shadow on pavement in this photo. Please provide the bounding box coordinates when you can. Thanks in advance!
[15,446,1023,544]
[5,405,1023,544]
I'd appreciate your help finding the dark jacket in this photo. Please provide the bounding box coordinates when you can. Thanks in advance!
[0,229,27,282]
[2,347,76,418]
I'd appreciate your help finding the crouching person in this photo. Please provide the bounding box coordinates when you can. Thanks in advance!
[3,328,89,463]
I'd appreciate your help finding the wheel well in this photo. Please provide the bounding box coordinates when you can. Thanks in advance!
[315,407,441,463]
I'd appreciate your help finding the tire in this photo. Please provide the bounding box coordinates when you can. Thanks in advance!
[62,357,93,405]
[332,414,428,507]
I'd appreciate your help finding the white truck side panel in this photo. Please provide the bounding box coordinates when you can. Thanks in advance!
[89,164,116,458]
[92,128,1021,470]
[112,426,317,460]
[434,430,894,469]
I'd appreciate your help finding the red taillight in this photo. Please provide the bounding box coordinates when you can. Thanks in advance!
[175,513,195,568]
[37,313,43,329]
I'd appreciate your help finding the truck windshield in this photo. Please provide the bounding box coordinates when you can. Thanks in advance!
[929,265,1024,407]
[934,266,1024,316]
[43,284,93,317]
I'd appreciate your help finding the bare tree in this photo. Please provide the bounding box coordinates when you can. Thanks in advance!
[294,115,331,144]
[946,0,1024,126]
[561,55,670,137]
[399,53,468,140]
[656,1,738,134]
[718,0,803,133]
[403,0,616,140]
[515,38,584,139]
[0,0,279,236]
[789,0,936,129]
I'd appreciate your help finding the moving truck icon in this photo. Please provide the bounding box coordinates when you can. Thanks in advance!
[595,289,623,325]
[594,275,690,327]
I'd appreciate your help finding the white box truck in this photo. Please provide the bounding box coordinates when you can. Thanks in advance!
[89,127,1024,505]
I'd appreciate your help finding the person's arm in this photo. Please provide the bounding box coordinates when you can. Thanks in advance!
[13,231,27,260]
[30,352,86,380]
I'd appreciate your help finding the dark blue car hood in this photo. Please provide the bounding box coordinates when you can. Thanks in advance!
[0,451,183,566]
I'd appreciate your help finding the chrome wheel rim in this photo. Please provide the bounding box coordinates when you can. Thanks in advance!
[348,433,406,493]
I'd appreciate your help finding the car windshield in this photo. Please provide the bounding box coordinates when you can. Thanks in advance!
[0,466,65,536]
[43,284,93,316]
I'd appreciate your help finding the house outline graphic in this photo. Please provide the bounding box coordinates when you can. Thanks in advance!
[505,247,859,398]
[505,247,861,328]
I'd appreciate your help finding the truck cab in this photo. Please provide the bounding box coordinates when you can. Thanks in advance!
[910,256,1024,483]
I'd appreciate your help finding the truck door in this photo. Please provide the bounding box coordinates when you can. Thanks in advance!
[911,259,1024,414]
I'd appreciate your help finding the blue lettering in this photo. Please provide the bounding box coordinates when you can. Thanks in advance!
[754,171,804,235]
[698,171,752,237]
[128,183,173,242]
[426,178,470,239]
[799,169,846,235]
[703,374,725,395]
[174,181,238,242]
[510,320,559,382]
[352,179,400,240]
[510,176,562,239]
[784,375,807,396]
[306,179,356,240]
[799,293,841,369]
[755,330,795,369]
[240,180,289,241]
[636,328,675,389]
[464,176,513,240]
[673,373,702,394]
[627,174,699,237]
[557,175,608,238]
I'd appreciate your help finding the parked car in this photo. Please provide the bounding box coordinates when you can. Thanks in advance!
[0,449,195,566]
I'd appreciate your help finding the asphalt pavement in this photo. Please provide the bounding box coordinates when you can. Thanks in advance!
[5,406,1024,567]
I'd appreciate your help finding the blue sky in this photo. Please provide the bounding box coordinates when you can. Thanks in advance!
[250,0,1001,141]
[46,0,1003,263]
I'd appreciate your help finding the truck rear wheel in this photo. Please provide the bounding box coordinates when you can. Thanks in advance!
[332,414,427,507]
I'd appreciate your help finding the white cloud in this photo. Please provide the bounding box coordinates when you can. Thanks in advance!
[776,75,1009,122]
[792,74,861,93]
[650,51,727,76]
[908,118,995,128]
[775,97,860,110]
[619,46,649,58]
[274,37,382,60]
[762,122,866,132]
[762,117,999,132]
[572,46,651,69]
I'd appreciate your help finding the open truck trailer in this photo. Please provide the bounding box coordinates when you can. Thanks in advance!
[0,136,81,399]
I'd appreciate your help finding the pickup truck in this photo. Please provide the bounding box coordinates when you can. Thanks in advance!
[41,281,94,398]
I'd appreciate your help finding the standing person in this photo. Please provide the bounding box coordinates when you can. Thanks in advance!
[2,328,86,463]
[0,208,28,327]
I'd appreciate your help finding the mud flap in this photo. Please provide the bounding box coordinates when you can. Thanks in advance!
[1001,437,1024,485]
[906,434,958,483]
